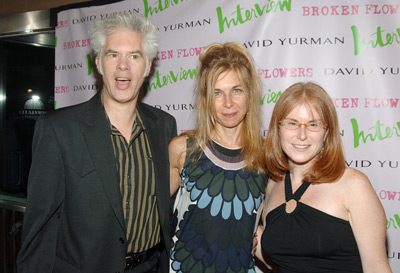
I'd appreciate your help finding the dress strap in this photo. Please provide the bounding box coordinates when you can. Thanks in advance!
[284,171,311,202]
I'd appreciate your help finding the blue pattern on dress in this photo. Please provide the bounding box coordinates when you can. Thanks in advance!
[170,142,267,273]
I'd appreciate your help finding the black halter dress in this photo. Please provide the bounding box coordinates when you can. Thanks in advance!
[261,172,363,272]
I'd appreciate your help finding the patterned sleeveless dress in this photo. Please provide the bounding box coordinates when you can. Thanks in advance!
[170,139,267,273]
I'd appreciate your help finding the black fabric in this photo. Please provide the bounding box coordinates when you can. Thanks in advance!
[210,139,242,157]
[17,91,177,273]
[261,172,363,273]
[125,243,163,270]
[284,171,310,202]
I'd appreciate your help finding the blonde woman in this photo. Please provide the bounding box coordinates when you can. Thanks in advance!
[169,42,268,273]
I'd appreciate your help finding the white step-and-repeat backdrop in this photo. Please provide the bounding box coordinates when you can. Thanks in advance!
[55,0,399,271]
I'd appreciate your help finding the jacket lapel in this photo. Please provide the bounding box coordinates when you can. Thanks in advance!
[82,92,126,231]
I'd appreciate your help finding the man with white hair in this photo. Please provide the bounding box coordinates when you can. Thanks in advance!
[17,13,176,273]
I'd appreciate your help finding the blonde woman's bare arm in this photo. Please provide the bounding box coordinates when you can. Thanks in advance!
[169,135,187,197]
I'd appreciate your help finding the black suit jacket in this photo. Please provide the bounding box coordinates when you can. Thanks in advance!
[17,91,177,273]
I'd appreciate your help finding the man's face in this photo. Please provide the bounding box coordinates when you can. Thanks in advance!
[96,28,151,106]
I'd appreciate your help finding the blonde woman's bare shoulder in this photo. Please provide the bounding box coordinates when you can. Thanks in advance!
[169,135,188,167]
[169,135,189,196]
[169,134,187,150]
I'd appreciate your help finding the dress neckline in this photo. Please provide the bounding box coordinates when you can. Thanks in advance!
[208,139,242,157]
[284,171,311,202]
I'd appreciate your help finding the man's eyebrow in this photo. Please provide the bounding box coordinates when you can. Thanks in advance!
[129,50,144,56]
[103,49,144,56]
[104,49,117,54]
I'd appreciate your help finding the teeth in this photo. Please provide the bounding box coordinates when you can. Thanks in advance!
[116,78,129,81]
[294,145,308,148]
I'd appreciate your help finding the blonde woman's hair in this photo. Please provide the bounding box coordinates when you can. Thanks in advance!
[185,42,266,173]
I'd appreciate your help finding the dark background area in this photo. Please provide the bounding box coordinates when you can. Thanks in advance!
[0,34,55,194]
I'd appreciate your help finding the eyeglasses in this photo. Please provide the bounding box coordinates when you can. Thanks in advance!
[279,120,327,132]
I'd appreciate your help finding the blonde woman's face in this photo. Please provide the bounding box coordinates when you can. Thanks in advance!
[213,70,248,131]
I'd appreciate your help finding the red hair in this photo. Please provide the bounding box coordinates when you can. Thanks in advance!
[265,82,345,183]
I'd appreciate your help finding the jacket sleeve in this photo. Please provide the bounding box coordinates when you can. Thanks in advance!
[17,115,65,273]
[168,114,178,140]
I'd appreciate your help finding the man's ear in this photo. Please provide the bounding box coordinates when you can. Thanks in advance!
[95,56,102,75]
[145,61,152,77]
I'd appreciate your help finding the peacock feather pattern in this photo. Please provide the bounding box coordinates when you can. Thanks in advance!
[170,140,267,273]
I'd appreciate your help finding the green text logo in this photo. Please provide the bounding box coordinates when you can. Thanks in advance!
[143,0,185,17]
[145,66,199,93]
[387,213,400,230]
[260,89,281,105]
[86,54,93,76]
[351,118,400,148]
[351,25,400,56]
[217,0,291,34]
